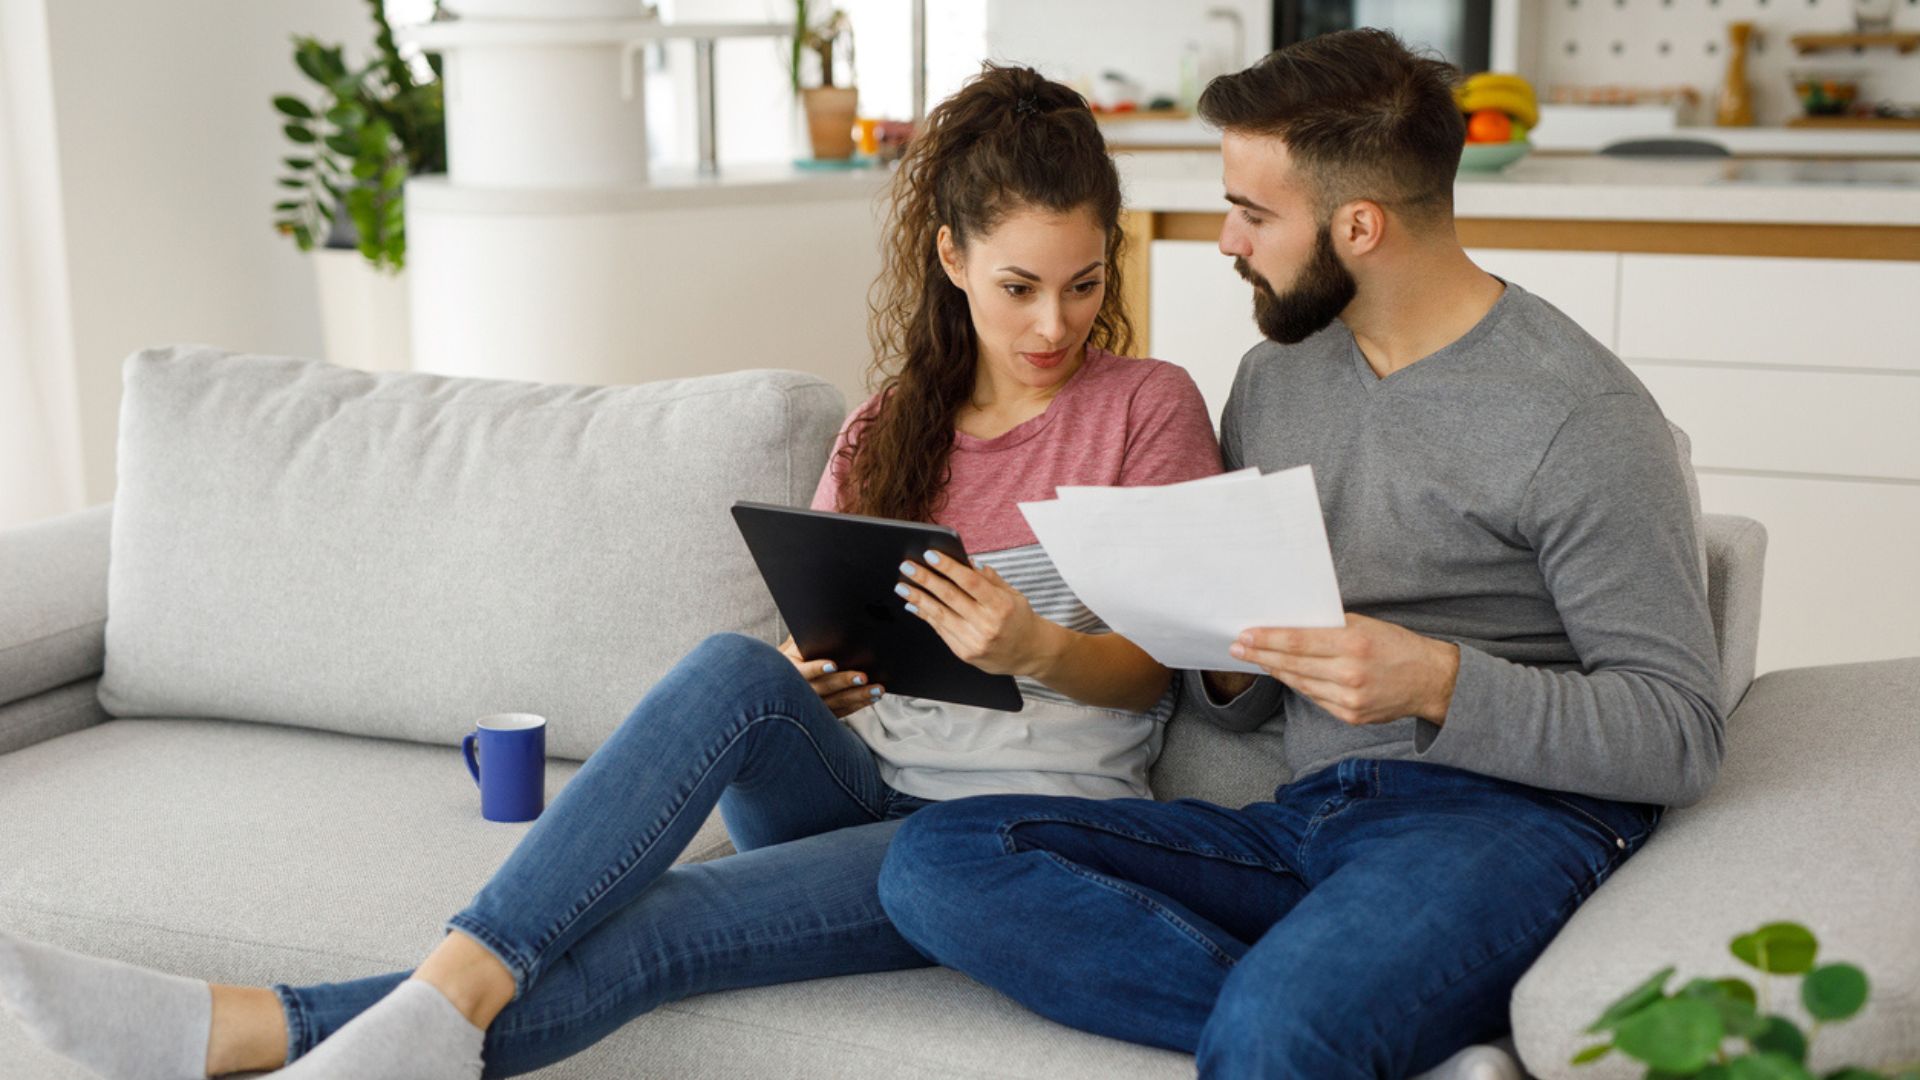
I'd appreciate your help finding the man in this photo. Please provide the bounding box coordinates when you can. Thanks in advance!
[875,28,1724,1079]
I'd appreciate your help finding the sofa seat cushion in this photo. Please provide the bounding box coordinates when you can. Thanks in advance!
[1510,658,1920,1079]
[0,717,729,981]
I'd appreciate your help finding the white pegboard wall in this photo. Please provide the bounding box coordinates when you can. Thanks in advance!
[1532,0,1920,124]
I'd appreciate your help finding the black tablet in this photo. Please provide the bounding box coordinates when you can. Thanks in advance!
[731,501,1024,712]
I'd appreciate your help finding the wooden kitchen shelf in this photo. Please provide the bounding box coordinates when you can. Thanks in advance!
[1789,32,1920,55]
[1787,115,1920,129]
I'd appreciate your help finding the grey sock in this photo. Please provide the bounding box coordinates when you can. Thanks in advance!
[270,977,483,1079]
[0,929,212,1080]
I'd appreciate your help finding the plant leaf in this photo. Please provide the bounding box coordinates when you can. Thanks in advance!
[325,103,366,128]
[1587,966,1676,1034]
[282,156,314,171]
[1612,997,1723,1073]
[1717,978,1759,1009]
[1821,1069,1887,1080]
[324,134,359,157]
[1569,1043,1612,1065]
[273,199,302,211]
[1727,1052,1816,1080]
[272,95,314,120]
[1802,964,1869,1022]
[282,123,316,144]
[1681,978,1765,1039]
[1751,1015,1809,1063]
[1732,924,1819,975]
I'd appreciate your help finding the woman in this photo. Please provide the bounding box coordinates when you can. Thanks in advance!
[0,64,1221,1080]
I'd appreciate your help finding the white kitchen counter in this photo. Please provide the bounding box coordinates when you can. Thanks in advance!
[1117,150,1920,226]
[406,163,891,215]
[1099,114,1920,159]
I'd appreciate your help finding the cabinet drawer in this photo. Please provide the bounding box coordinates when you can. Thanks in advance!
[1697,473,1920,673]
[1466,248,1618,350]
[1619,254,1920,372]
[1628,363,1920,482]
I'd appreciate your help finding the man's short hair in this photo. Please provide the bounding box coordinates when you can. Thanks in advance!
[1197,29,1465,232]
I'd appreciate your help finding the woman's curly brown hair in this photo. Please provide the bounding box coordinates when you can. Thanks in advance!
[835,63,1134,524]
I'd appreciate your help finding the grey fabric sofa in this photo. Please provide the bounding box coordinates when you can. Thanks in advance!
[1,346,1911,1080]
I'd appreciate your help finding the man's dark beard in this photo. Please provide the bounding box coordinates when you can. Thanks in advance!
[1235,222,1358,345]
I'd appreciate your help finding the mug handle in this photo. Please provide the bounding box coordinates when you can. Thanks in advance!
[462,733,481,787]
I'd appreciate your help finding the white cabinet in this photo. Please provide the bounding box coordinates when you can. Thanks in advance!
[1615,253,1920,673]
[1465,248,1619,350]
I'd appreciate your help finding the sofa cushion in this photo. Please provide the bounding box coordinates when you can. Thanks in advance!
[97,347,844,760]
[1510,658,1920,1079]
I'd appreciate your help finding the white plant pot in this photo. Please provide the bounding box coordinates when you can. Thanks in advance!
[441,36,648,188]
[442,0,645,17]
[312,248,412,373]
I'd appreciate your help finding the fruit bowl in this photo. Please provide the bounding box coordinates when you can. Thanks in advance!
[1458,139,1531,173]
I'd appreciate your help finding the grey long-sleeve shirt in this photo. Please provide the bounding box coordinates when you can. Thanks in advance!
[1183,279,1724,808]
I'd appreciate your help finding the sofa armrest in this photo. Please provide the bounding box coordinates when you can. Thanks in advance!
[0,677,110,757]
[0,504,111,718]
[1702,513,1767,716]
[1509,658,1920,1079]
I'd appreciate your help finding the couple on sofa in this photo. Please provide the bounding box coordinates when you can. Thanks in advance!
[0,29,1723,1080]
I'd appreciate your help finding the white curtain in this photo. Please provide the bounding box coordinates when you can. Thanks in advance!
[0,0,85,530]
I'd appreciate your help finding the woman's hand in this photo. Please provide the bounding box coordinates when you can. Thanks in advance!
[894,551,1063,679]
[777,636,883,718]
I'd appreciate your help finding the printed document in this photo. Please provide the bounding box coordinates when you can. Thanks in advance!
[1018,466,1345,674]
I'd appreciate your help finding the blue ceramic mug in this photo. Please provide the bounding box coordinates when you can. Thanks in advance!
[462,713,547,823]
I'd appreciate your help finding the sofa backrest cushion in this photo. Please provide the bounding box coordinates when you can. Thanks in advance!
[98,346,845,761]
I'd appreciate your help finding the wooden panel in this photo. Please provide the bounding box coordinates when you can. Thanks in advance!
[1618,254,1920,371]
[1696,473,1920,673]
[1148,240,1264,428]
[1466,248,1620,349]
[1119,209,1156,357]
[1629,363,1920,482]
[1151,212,1920,262]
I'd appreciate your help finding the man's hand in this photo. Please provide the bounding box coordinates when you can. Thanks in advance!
[1228,614,1460,726]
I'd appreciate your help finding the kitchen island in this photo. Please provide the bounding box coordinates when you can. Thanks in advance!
[1117,150,1920,679]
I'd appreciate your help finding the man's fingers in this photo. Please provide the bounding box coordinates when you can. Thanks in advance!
[1235,649,1354,688]
[1238,627,1346,658]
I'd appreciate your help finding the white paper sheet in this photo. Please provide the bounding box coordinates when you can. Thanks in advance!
[1019,466,1345,673]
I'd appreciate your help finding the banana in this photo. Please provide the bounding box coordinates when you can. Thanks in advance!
[1463,72,1536,101]
[1456,86,1538,129]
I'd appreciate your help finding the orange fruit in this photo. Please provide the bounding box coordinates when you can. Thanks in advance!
[1466,109,1512,144]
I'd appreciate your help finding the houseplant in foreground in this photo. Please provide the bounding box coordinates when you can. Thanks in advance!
[1575,921,1916,1079]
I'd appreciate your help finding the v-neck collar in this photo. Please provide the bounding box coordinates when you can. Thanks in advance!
[1350,278,1513,393]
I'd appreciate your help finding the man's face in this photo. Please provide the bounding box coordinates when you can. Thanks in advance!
[1217,132,1358,345]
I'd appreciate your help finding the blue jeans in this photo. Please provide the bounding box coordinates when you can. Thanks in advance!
[877,756,1661,1080]
[272,633,933,1076]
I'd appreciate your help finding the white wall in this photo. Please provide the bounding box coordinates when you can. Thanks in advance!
[983,0,1271,104]
[41,0,376,506]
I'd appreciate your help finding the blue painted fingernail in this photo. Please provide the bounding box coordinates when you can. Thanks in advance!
[853,674,866,686]
[823,662,836,673]
[899,561,916,577]
[894,583,911,599]
[904,602,919,615]
[869,687,883,698]
[925,550,943,565]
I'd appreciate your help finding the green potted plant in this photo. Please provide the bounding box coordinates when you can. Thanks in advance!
[1576,921,1918,1079]
[790,1,857,160]
[272,0,445,272]
[271,0,445,371]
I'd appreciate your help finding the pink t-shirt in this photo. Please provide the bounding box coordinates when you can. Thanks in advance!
[811,347,1223,553]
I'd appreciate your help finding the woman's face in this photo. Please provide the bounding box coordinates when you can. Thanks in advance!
[938,205,1109,398]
